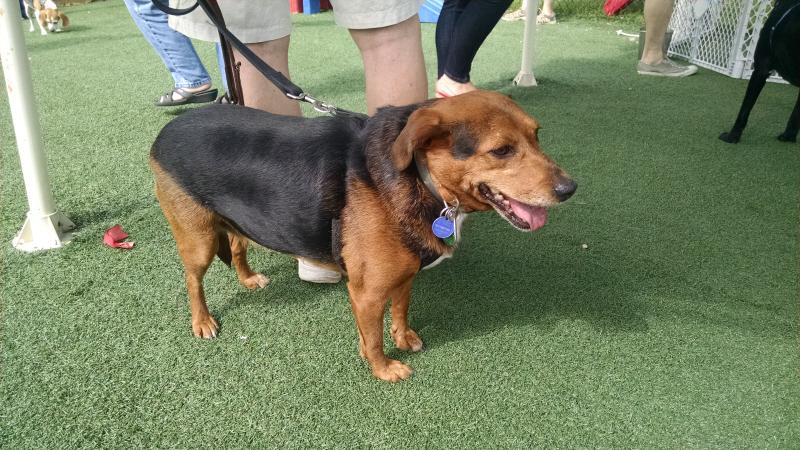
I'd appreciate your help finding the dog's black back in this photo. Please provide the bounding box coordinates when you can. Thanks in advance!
[719,0,800,143]
[151,105,366,262]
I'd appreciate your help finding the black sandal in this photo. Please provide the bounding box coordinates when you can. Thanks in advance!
[155,87,218,107]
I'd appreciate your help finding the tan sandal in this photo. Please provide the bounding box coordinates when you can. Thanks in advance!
[536,13,557,24]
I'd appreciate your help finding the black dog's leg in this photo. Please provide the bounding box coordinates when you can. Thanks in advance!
[777,89,800,142]
[719,68,771,143]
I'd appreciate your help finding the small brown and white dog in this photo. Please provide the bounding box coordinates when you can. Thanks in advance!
[23,0,69,35]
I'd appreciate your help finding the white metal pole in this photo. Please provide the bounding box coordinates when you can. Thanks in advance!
[0,0,74,251]
[514,1,538,87]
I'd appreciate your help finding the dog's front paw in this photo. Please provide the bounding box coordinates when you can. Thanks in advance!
[192,315,219,339]
[242,273,270,290]
[372,359,414,382]
[391,326,424,352]
[719,131,741,143]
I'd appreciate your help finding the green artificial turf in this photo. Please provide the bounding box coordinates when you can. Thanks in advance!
[2,1,798,447]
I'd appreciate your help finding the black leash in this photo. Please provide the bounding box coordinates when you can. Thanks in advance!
[151,0,366,118]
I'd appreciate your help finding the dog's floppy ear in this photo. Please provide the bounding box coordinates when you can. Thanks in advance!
[391,108,447,171]
[59,12,69,27]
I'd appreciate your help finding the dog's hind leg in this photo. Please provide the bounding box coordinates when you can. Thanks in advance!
[778,90,800,142]
[229,233,270,289]
[720,61,771,143]
[153,163,220,339]
[161,205,221,339]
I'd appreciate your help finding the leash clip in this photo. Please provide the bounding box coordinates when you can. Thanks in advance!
[434,198,460,246]
[286,92,337,115]
[439,198,460,221]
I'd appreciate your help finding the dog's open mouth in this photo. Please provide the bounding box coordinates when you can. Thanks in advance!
[478,183,548,231]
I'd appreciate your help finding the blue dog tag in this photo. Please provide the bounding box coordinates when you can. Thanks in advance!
[432,216,455,239]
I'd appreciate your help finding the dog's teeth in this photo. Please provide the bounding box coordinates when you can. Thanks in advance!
[502,200,510,206]
[494,194,504,201]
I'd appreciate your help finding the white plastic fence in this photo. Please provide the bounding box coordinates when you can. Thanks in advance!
[667,0,785,82]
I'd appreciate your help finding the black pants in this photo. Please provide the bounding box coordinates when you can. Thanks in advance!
[20,0,28,19]
[435,0,514,83]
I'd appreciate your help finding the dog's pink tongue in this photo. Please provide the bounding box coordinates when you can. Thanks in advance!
[508,198,548,231]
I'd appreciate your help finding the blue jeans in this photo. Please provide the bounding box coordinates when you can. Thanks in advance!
[124,0,212,89]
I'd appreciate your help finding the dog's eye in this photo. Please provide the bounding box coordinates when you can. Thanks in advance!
[490,145,514,158]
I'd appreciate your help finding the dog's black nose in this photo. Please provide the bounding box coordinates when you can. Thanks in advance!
[553,178,577,202]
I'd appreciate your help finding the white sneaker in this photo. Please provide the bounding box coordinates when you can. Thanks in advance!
[297,258,342,283]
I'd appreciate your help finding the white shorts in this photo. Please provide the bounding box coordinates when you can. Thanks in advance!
[169,0,424,43]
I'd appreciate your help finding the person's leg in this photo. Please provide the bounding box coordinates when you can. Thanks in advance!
[215,43,229,93]
[298,1,426,283]
[123,0,213,99]
[234,36,301,115]
[640,0,672,65]
[541,0,555,16]
[435,0,467,79]
[436,0,513,97]
[637,0,697,77]
[537,0,557,23]
[349,15,428,114]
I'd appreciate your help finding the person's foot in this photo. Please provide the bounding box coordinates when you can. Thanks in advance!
[502,8,526,21]
[436,74,477,98]
[536,12,557,24]
[637,59,698,77]
[297,258,341,283]
[155,83,217,106]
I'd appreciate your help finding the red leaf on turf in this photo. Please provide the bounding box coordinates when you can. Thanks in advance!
[103,224,135,249]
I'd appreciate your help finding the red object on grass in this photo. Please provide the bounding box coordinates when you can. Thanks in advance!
[603,0,635,16]
[103,225,135,249]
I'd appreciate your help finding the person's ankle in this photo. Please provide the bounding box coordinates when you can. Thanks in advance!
[640,51,664,66]
[182,83,212,93]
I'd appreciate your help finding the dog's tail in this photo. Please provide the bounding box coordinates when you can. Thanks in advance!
[60,13,69,28]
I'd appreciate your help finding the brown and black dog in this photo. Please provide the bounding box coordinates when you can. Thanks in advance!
[150,91,576,382]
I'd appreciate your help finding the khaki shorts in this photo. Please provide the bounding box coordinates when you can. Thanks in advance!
[169,0,424,43]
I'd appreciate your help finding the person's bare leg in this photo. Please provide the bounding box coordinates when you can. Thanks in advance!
[637,0,696,76]
[236,35,301,116]
[349,16,428,114]
[640,0,672,65]
[298,16,427,284]
[540,0,555,17]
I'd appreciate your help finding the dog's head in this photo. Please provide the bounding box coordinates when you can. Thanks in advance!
[39,0,68,31]
[392,90,576,232]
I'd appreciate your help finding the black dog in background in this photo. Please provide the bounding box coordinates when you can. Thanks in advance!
[720,0,800,144]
